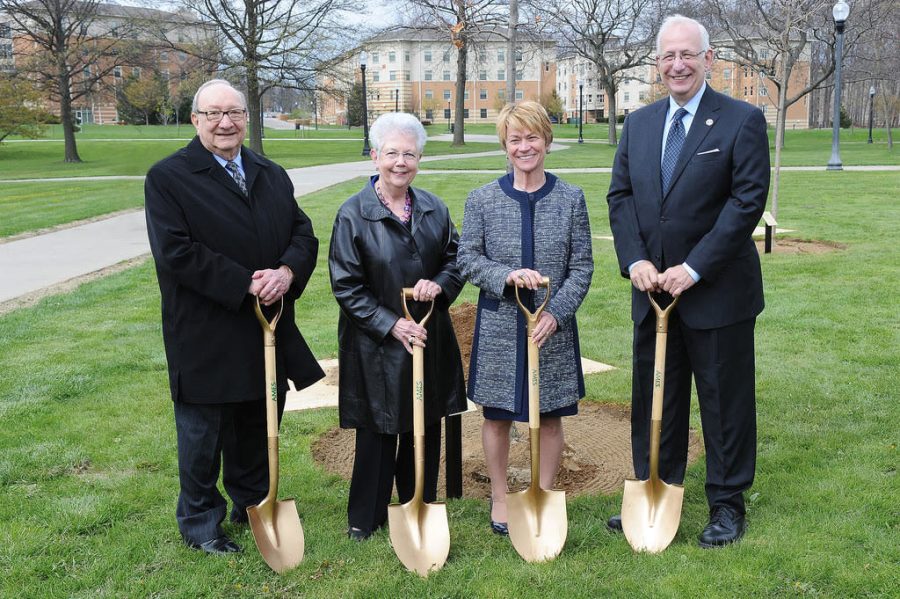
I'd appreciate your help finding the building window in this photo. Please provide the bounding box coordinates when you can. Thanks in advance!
[161,69,170,81]
[372,72,380,82]
[425,89,433,99]
[515,90,523,100]
[480,108,487,119]
[132,67,141,78]
[479,70,487,80]
[497,90,505,100]
[426,109,433,120]
[389,51,396,62]
[443,51,450,62]
[588,94,593,103]
[464,90,469,100]
[0,23,11,37]
[598,94,604,104]
[463,109,469,118]
[515,49,523,62]
[0,43,11,59]
[178,51,186,62]
[443,90,451,100]
[405,71,410,81]
[372,52,379,63]
[443,71,450,81]
[404,50,410,62]
[425,70,433,81]
[114,66,122,78]
[480,88,487,100]
[390,71,396,81]
[497,49,505,62]
[750,86,754,95]
[744,86,748,96]
[497,69,505,81]
[160,51,168,62]
[705,71,712,80]
[759,85,768,96]
[723,68,731,80]
[444,108,451,119]
[639,91,646,101]
[424,49,432,62]
[760,105,767,114]
[624,92,630,102]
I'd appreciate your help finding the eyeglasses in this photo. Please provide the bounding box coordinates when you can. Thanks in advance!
[196,109,247,123]
[381,150,419,163]
[657,50,705,64]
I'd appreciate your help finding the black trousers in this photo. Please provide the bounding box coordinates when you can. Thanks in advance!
[173,397,284,544]
[631,309,757,514]
[347,422,442,533]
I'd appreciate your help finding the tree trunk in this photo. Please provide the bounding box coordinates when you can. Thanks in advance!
[453,39,467,146]
[506,0,517,104]
[246,66,264,154]
[605,83,617,145]
[58,65,81,163]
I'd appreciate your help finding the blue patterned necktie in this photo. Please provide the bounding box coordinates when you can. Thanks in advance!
[225,160,248,195]
[661,107,688,195]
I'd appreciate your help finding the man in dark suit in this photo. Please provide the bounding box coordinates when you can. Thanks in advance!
[145,79,324,554]
[606,15,770,547]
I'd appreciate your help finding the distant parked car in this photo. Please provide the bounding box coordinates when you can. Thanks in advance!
[549,115,559,124]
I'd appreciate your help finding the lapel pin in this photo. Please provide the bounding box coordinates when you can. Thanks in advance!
[705,118,714,126]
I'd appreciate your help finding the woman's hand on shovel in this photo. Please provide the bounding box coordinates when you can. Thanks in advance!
[531,312,558,348]
[392,318,428,354]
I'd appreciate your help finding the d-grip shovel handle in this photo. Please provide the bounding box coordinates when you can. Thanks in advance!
[254,297,283,440]
[514,277,550,443]
[400,289,435,439]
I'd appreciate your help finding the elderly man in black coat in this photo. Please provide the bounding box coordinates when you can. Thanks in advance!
[145,79,323,555]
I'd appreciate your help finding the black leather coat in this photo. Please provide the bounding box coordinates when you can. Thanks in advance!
[328,178,467,434]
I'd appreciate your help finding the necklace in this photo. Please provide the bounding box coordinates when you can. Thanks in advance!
[375,182,412,223]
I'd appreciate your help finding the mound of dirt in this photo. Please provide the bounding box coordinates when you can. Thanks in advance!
[756,237,847,255]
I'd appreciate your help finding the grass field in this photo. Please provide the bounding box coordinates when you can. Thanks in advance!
[0,168,897,597]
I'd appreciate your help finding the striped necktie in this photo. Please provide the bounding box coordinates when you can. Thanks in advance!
[225,160,248,195]
[661,107,688,195]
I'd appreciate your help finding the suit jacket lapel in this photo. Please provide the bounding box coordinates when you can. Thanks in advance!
[648,101,667,204]
[241,147,263,199]
[664,88,720,201]
[185,137,251,205]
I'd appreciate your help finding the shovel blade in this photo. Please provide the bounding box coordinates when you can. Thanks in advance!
[247,498,305,573]
[388,501,450,576]
[621,477,684,553]
[507,487,567,562]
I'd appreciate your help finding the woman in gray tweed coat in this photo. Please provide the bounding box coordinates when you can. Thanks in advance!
[457,101,593,535]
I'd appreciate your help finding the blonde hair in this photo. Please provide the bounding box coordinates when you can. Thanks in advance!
[496,101,554,149]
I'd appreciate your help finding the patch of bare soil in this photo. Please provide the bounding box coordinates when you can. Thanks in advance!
[310,302,703,499]
[756,237,846,255]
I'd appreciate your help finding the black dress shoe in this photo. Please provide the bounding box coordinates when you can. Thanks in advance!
[347,526,372,541]
[187,535,242,555]
[607,514,623,533]
[230,508,249,525]
[489,499,509,536]
[698,506,746,549]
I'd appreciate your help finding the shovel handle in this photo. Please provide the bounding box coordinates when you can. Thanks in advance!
[513,277,551,325]
[254,296,284,440]
[646,293,677,484]
[400,288,435,328]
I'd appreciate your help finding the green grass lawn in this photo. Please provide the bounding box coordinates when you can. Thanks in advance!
[1,170,897,597]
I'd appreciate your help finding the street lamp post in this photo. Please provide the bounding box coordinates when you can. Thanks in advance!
[312,93,318,130]
[395,88,399,112]
[577,77,584,144]
[447,100,451,133]
[867,85,875,144]
[360,51,370,156]
[827,0,850,171]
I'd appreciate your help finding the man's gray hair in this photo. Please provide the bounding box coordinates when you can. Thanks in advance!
[369,112,427,155]
[191,79,248,113]
[656,15,711,55]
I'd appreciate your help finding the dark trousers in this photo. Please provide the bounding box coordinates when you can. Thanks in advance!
[347,422,442,533]
[631,309,757,514]
[173,397,284,544]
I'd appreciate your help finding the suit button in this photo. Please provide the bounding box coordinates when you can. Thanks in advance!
[660,217,668,223]
[655,255,661,262]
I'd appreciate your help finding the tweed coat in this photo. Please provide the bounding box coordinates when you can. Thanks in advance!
[328,178,467,435]
[145,136,324,404]
[458,174,593,412]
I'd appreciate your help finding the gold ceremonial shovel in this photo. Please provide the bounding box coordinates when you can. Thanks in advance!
[388,289,450,576]
[621,293,684,553]
[247,297,305,573]
[507,277,568,562]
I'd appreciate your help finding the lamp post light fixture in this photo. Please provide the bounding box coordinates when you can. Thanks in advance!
[577,77,584,144]
[395,88,399,112]
[360,50,371,156]
[867,85,875,144]
[827,0,850,171]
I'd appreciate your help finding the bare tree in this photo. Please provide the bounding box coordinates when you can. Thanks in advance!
[162,0,348,155]
[541,0,665,145]
[1,0,142,161]
[707,0,881,217]
[403,0,506,146]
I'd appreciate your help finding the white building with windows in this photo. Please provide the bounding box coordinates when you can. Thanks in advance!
[318,26,557,125]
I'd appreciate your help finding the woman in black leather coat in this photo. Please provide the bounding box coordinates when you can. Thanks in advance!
[328,112,466,540]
